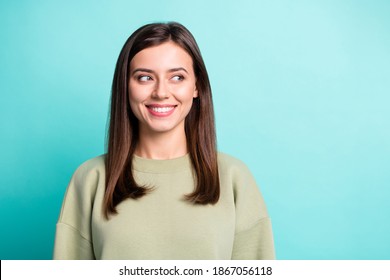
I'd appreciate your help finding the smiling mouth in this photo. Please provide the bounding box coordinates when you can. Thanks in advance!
[146,105,177,116]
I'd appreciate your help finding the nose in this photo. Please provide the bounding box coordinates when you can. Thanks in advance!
[152,80,170,99]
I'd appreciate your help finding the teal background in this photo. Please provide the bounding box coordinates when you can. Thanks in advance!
[1,0,389,259]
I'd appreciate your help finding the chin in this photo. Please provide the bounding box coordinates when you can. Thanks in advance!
[146,125,177,133]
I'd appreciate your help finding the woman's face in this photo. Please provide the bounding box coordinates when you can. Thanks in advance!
[128,41,198,136]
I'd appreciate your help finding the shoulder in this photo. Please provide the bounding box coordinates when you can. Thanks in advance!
[218,152,269,230]
[217,152,253,177]
[74,154,106,173]
[72,155,106,180]
[58,155,106,235]
[61,155,106,211]
[67,155,106,198]
[217,152,259,192]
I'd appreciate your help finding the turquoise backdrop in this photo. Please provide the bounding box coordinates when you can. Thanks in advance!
[1,0,389,259]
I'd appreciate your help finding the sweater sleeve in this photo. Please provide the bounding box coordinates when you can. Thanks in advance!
[53,223,95,260]
[53,158,102,260]
[231,217,275,259]
[229,157,276,260]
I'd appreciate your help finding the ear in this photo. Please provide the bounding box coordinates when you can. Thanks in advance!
[193,87,199,98]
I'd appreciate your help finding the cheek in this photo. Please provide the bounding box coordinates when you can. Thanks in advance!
[128,85,145,106]
[174,84,197,102]
[178,90,195,115]
[128,89,146,120]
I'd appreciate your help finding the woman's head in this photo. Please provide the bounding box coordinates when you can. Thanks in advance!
[111,22,213,140]
[128,40,198,136]
[105,22,219,217]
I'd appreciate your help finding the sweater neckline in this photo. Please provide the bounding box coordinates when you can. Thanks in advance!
[132,153,191,173]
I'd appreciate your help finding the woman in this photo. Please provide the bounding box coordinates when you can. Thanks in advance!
[53,22,275,260]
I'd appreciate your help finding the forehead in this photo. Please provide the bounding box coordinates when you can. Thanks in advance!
[130,41,193,70]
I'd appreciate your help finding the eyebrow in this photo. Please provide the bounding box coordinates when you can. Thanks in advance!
[131,67,188,75]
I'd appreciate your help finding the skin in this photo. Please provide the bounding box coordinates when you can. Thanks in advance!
[128,41,198,159]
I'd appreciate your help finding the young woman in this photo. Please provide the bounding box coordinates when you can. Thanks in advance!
[53,22,275,260]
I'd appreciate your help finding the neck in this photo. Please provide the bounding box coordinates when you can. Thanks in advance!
[135,128,188,160]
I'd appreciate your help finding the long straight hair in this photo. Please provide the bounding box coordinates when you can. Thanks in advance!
[104,22,219,218]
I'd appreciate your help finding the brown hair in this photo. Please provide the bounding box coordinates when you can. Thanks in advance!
[104,22,219,218]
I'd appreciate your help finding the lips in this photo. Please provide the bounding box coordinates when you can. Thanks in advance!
[146,104,177,117]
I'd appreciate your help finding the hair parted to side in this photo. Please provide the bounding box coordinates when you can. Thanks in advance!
[104,22,219,218]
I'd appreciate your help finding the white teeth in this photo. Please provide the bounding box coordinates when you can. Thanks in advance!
[150,107,174,113]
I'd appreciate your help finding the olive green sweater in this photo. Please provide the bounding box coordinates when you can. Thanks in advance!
[53,153,275,259]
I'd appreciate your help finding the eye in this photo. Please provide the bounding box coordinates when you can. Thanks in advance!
[138,75,152,82]
[171,75,184,81]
